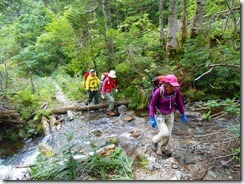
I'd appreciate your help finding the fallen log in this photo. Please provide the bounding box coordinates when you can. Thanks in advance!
[0,110,20,117]
[0,119,25,124]
[51,100,129,114]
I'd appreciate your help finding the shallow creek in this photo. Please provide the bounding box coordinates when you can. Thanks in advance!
[0,106,240,180]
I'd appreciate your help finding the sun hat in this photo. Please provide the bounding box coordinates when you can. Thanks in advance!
[90,69,95,72]
[164,75,180,87]
[108,70,116,78]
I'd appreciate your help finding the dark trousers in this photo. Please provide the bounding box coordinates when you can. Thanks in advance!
[87,90,99,104]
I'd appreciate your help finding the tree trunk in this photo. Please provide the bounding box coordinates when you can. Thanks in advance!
[181,0,187,48]
[158,0,165,50]
[190,0,206,38]
[166,0,179,60]
[102,0,114,56]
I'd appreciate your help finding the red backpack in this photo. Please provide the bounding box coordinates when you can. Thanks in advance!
[99,72,108,90]
[83,72,90,88]
[152,75,166,92]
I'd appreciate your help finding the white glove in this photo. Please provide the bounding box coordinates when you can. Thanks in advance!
[115,89,118,93]
[101,95,105,99]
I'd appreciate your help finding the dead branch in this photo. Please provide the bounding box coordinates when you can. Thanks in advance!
[176,160,190,171]
[15,164,37,168]
[0,119,25,124]
[0,110,20,117]
[207,64,239,68]
[193,164,209,180]
[195,63,240,81]
[212,112,228,119]
[194,129,226,138]
[213,153,236,160]
[195,67,213,81]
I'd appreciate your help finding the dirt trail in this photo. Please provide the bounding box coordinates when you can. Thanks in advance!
[55,84,73,106]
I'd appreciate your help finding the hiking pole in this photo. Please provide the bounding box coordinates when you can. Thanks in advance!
[87,103,90,116]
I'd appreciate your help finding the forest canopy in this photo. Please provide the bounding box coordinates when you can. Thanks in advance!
[0,0,240,110]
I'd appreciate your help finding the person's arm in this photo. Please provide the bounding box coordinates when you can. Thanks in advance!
[149,88,160,118]
[112,79,118,92]
[175,90,188,123]
[175,90,185,115]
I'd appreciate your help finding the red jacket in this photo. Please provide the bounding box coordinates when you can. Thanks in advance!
[101,77,117,94]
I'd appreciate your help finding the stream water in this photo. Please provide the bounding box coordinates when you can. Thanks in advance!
[0,109,141,180]
[0,106,240,181]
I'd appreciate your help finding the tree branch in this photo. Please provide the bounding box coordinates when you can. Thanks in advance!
[194,67,213,81]
[207,64,240,68]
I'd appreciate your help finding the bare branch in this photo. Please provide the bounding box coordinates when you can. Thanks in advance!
[207,64,240,68]
[195,63,240,81]
[194,67,213,81]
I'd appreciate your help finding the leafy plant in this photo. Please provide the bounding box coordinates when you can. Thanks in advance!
[9,132,19,142]
[202,98,240,121]
[30,147,78,180]
[79,146,134,180]
[231,147,240,162]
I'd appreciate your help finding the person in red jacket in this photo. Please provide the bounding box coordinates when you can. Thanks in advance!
[101,70,118,115]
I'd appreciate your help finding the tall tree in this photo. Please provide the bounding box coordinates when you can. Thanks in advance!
[181,0,187,48]
[190,0,206,38]
[102,0,114,56]
[158,0,165,50]
[166,0,179,59]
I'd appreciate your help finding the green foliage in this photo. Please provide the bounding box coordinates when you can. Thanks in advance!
[54,72,86,101]
[231,147,240,162]
[9,132,19,142]
[181,31,240,100]
[80,146,134,180]
[229,123,240,137]
[202,98,240,121]
[185,88,206,101]
[13,89,39,118]
[124,85,151,110]
[134,155,149,167]
[31,145,134,180]
[229,122,240,162]
[108,137,118,145]
[30,147,78,180]
[6,76,56,140]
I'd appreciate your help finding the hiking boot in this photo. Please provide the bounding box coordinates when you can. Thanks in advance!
[85,101,89,106]
[105,111,115,116]
[162,150,172,157]
[151,141,158,152]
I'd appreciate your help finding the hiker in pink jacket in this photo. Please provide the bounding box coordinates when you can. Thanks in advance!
[149,74,188,155]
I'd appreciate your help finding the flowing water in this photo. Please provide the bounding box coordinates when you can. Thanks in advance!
[0,106,240,180]
[0,110,138,180]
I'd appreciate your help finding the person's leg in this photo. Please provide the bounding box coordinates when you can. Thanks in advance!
[94,90,99,104]
[152,114,170,151]
[163,113,174,150]
[105,93,115,111]
[86,90,92,105]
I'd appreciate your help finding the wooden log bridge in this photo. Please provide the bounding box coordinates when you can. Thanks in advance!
[52,100,129,114]
[0,110,25,124]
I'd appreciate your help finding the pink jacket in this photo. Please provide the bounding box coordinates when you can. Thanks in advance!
[101,77,117,94]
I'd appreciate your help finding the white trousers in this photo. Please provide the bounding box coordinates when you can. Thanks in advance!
[152,113,174,150]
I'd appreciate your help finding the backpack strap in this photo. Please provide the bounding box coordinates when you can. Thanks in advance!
[159,85,165,97]
[159,85,177,109]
